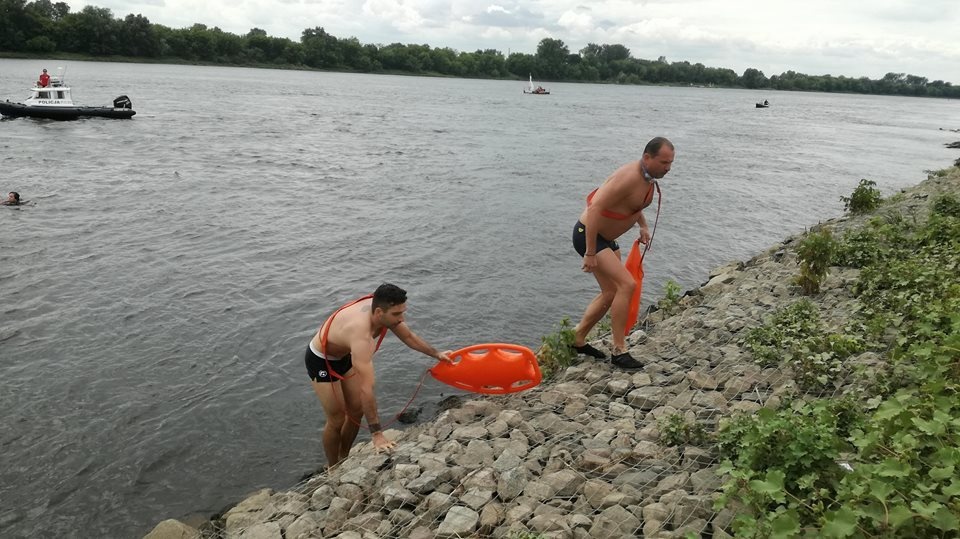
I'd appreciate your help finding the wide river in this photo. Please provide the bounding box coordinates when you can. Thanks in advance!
[1,59,957,537]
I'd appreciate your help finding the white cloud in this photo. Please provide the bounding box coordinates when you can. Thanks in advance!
[556,10,593,34]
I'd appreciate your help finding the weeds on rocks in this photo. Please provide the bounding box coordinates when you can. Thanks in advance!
[719,171,960,538]
[657,279,683,313]
[795,228,836,294]
[840,178,882,214]
[658,412,708,447]
[537,317,577,379]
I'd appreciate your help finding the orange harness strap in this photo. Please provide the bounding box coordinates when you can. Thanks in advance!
[319,294,387,381]
[586,181,657,221]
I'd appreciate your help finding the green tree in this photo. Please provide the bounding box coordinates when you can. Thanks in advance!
[59,5,119,55]
[535,37,569,79]
[27,0,68,20]
[118,13,160,57]
[505,52,537,78]
[301,26,341,68]
[740,67,768,89]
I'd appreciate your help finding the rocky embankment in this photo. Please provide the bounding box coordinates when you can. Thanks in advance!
[145,168,960,539]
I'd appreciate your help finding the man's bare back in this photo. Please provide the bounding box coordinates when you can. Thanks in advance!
[311,299,381,360]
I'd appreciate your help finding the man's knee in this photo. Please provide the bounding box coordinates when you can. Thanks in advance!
[344,408,362,426]
[616,279,636,295]
[324,410,347,429]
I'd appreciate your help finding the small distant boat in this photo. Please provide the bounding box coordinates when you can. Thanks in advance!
[0,68,135,121]
[524,74,550,95]
[755,99,770,108]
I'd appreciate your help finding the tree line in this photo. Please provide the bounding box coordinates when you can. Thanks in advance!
[2,0,957,98]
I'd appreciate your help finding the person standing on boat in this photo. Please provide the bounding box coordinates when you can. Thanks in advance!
[571,136,675,369]
[38,69,50,88]
[304,283,452,468]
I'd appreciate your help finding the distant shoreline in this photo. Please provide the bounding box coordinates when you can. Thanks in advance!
[2,53,952,98]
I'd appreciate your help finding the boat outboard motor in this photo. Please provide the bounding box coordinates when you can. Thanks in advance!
[113,95,132,109]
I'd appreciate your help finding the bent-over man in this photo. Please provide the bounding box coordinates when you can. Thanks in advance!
[304,283,451,468]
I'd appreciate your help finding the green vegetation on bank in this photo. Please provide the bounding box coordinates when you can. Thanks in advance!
[537,318,577,380]
[718,176,960,538]
[2,0,958,97]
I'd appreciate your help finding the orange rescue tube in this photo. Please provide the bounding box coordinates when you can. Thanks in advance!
[430,343,542,394]
[624,239,645,336]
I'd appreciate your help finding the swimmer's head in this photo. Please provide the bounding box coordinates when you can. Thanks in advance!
[8,192,19,202]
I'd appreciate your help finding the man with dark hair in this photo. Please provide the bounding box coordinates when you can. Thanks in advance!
[38,69,50,88]
[304,283,452,468]
[3,192,21,206]
[571,137,675,369]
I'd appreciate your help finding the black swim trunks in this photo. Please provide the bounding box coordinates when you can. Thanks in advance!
[304,343,353,383]
[572,220,620,256]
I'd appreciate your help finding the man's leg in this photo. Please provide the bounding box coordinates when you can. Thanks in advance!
[311,380,347,468]
[574,289,616,347]
[591,248,636,354]
[336,371,365,462]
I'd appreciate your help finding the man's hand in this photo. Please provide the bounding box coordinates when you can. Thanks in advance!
[582,254,598,273]
[639,226,651,245]
[436,350,455,363]
[372,432,395,453]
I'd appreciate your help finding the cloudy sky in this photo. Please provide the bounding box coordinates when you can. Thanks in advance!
[66,0,960,83]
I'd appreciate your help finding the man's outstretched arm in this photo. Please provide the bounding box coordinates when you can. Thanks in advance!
[391,322,452,362]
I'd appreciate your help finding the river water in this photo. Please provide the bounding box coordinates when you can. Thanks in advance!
[0,59,956,537]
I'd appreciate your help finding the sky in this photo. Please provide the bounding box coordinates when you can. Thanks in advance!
[66,0,960,84]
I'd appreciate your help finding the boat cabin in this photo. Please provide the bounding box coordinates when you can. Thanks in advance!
[26,76,74,108]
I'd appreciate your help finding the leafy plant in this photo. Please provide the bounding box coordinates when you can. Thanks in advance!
[537,317,577,378]
[716,400,866,538]
[795,228,837,294]
[743,299,820,367]
[719,188,960,538]
[833,214,910,268]
[840,178,882,214]
[932,193,960,217]
[658,279,683,312]
[658,412,708,447]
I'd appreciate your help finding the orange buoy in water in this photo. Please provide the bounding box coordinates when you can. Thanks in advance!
[624,239,645,336]
[430,343,542,394]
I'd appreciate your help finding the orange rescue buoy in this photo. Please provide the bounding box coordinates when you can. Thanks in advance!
[430,343,542,394]
[624,239,645,336]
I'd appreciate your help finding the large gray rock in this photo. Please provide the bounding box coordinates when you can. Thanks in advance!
[285,512,323,539]
[587,505,641,537]
[583,480,614,509]
[543,469,583,498]
[436,506,479,538]
[237,522,281,539]
[143,519,199,539]
[381,483,419,509]
[627,386,664,410]
[496,466,528,501]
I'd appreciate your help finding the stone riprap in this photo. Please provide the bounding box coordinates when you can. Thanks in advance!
[144,169,959,539]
